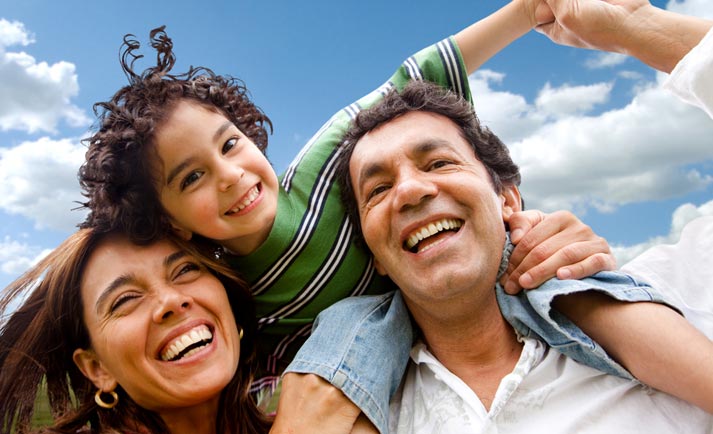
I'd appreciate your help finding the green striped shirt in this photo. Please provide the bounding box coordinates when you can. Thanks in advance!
[227,37,472,394]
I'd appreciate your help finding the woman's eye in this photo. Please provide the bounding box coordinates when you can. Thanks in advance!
[110,293,140,313]
[178,263,200,276]
[180,171,203,190]
[222,138,238,154]
[175,262,201,280]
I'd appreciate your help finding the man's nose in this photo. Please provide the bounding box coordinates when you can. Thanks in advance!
[393,171,438,212]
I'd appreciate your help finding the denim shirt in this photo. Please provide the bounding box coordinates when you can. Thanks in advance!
[287,269,669,434]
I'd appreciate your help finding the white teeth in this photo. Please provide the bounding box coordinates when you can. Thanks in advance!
[227,186,259,214]
[161,325,213,361]
[405,218,463,251]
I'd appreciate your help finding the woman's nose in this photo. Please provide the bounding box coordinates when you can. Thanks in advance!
[153,287,193,323]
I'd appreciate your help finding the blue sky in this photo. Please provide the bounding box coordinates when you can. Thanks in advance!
[1,0,712,290]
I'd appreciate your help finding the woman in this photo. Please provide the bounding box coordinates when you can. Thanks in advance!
[0,229,271,434]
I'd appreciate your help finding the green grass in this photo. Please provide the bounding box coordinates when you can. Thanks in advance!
[30,382,54,429]
[28,379,282,429]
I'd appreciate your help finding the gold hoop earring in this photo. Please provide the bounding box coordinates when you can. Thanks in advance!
[95,389,119,409]
[238,325,244,340]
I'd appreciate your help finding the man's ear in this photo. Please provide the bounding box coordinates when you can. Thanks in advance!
[373,258,387,276]
[170,223,193,241]
[500,184,522,223]
[73,348,118,392]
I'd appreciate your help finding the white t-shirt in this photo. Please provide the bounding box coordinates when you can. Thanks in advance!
[622,26,713,338]
[622,215,713,340]
[389,339,712,433]
[663,26,713,119]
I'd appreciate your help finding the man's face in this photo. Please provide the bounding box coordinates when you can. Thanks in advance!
[349,111,520,309]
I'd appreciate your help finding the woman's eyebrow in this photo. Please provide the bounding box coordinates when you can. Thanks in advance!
[94,250,187,313]
[164,250,188,268]
[95,274,135,314]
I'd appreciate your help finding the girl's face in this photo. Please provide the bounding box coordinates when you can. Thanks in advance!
[154,99,279,255]
[73,235,241,421]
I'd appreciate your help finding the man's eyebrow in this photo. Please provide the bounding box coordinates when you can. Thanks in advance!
[355,160,386,194]
[413,140,445,156]
[355,140,446,189]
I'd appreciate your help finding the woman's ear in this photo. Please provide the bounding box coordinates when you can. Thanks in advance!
[73,348,118,392]
[500,184,522,223]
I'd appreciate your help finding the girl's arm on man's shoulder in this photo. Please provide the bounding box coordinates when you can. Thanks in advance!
[554,290,713,414]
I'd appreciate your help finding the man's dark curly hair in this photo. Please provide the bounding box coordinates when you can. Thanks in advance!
[335,80,521,243]
[79,26,272,243]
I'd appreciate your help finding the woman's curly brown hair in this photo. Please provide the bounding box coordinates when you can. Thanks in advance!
[79,26,272,244]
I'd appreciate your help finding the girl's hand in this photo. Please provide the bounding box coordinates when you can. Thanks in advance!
[503,210,616,294]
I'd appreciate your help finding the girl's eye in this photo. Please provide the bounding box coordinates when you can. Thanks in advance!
[222,138,238,154]
[180,171,203,190]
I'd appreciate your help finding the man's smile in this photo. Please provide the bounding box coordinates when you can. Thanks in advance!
[404,218,463,253]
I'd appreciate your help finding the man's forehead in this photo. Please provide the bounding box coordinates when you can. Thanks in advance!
[350,113,468,172]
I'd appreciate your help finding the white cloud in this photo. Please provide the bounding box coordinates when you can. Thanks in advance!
[535,82,613,118]
[470,70,545,143]
[0,20,89,133]
[0,19,34,48]
[0,235,51,275]
[585,52,628,69]
[470,71,713,214]
[666,0,713,18]
[617,70,644,80]
[614,200,713,265]
[0,137,87,231]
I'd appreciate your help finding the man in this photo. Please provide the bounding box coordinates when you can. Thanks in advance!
[319,79,712,432]
[287,2,713,432]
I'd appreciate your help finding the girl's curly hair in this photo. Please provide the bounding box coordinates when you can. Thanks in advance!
[79,26,272,244]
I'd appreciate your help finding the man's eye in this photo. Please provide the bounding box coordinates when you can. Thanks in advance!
[180,171,203,190]
[430,160,453,170]
[222,138,237,154]
[367,185,390,200]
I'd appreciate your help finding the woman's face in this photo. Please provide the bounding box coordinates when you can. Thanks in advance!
[73,235,241,416]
